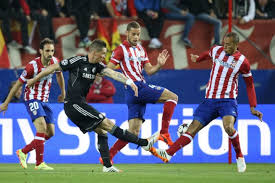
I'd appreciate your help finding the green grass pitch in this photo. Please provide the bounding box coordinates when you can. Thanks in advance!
[0,163,274,183]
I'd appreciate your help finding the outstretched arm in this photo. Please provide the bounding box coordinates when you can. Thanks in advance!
[144,49,169,75]
[101,68,138,96]
[241,60,263,121]
[27,63,61,87]
[191,51,211,63]
[0,80,23,114]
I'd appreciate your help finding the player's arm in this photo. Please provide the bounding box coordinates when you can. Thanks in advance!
[190,51,211,63]
[56,72,66,102]
[101,68,138,96]
[27,63,61,87]
[241,60,263,121]
[0,80,23,114]
[144,49,169,75]
[107,62,117,70]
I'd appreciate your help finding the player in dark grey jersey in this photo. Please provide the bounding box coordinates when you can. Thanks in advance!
[27,39,160,172]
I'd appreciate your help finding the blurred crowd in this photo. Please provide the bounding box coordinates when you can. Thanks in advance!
[1,0,274,103]
[1,0,275,51]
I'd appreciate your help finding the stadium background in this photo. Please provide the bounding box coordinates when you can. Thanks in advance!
[0,18,274,165]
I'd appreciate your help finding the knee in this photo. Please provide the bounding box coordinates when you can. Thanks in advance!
[169,92,178,103]
[47,130,55,138]
[224,125,234,136]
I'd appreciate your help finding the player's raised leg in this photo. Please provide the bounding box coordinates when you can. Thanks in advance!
[98,118,159,151]
[152,120,202,162]
[156,89,178,146]
[223,115,246,173]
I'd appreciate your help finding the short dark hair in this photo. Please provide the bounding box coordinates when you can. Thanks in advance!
[89,39,107,52]
[224,32,239,44]
[127,21,140,31]
[39,38,54,49]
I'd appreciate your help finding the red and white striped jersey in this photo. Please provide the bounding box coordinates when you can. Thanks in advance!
[205,46,252,99]
[110,40,150,82]
[19,57,60,102]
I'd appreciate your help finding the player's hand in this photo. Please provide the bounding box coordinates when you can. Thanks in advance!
[0,103,8,115]
[250,107,263,122]
[27,79,35,87]
[157,49,169,67]
[130,83,138,97]
[190,54,199,62]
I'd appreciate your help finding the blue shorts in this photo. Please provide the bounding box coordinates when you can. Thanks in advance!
[125,81,165,121]
[24,99,54,123]
[193,99,238,126]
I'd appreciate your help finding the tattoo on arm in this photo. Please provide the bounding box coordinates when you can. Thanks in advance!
[102,68,127,84]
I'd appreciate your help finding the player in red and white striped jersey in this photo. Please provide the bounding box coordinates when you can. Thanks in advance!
[152,32,263,173]
[102,21,178,165]
[0,38,65,170]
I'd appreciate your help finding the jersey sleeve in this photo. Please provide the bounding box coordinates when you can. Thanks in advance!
[240,59,257,107]
[19,63,34,83]
[141,47,150,66]
[110,47,124,65]
[97,62,106,74]
[59,56,82,71]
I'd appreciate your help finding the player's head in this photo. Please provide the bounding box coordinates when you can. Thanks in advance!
[126,21,141,46]
[223,32,239,55]
[88,39,107,63]
[39,38,55,62]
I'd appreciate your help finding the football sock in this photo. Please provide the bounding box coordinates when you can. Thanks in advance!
[33,133,45,166]
[22,140,36,154]
[166,132,193,156]
[229,131,243,158]
[109,140,128,158]
[97,134,112,168]
[160,100,177,134]
[109,125,148,146]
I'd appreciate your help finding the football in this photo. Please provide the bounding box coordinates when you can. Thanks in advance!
[177,123,189,137]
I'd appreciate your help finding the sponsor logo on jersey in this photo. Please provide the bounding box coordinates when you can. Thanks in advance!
[82,73,95,79]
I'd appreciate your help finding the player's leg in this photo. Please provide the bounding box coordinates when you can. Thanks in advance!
[17,100,47,169]
[152,99,218,162]
[152,120,203,162]
[156,88,178,146]
[108,118,143,162]
[98,118,159,150]
[107,91,146,162]
[94,128,122,172]
[219,99,245,172]
[46,123,55,140]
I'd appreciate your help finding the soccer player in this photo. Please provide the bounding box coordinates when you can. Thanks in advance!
[104,21,178,164]
[26,39,160,172]
[0,38,66,170]
[152,32,263,173]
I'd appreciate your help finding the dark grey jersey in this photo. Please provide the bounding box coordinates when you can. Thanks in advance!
[60,56,105,103]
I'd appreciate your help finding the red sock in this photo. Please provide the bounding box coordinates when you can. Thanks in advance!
[166,132,193,156]
[160,100,177,134]
[34,133,45,166]
[22,141,36,154]
[230,131,243,158]
[109,140,128,158]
